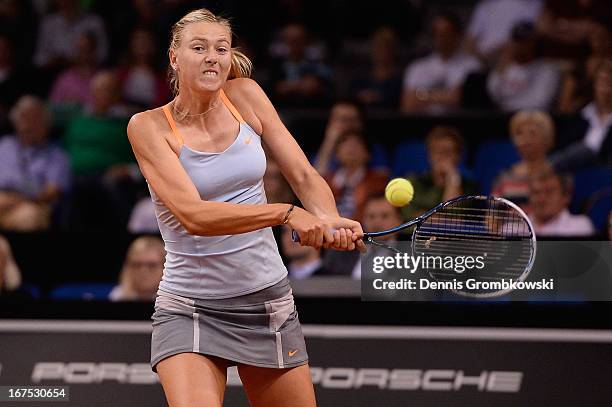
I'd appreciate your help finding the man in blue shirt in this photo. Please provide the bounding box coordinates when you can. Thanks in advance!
[0,96,71,231]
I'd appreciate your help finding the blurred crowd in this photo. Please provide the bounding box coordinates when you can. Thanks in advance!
[0,0,611,299]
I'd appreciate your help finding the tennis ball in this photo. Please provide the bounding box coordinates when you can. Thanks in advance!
[385,178,414,207]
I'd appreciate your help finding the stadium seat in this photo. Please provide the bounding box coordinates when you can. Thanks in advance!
[49,283,115,301]
[584,188,612,232]
[474,141,520,194]
[370,143,390,170]
[571,168,612,213]
[392,141,428,176]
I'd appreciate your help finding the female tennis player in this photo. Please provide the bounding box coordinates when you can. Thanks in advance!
[127,8,365,407]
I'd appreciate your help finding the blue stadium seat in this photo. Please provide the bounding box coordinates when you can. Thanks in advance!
[474,141,520,194]
[391,141,428,176]
[571,168,612,213]
[309,143,390,172]
[49,283,115,301]
[584,188,612,232]
[370,143,390,170]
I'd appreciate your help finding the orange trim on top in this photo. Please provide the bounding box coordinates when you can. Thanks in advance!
[219,89,245,123]
[162,105,184,147]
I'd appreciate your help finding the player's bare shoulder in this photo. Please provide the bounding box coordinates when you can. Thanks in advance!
[223,78,266,133]
[128,108,164,138]
[127,106,179,153]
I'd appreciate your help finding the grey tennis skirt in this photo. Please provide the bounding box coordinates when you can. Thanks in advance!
[150,276,308,372]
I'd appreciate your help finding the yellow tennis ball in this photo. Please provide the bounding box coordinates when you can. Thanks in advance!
[385,178,414,207]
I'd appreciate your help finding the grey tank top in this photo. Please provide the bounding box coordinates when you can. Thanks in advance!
[149,91,287,299]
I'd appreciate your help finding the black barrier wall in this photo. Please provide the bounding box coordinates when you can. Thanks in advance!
[1,321,611,407]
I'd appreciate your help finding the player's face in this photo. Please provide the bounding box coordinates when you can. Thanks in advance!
[174,22,232,92]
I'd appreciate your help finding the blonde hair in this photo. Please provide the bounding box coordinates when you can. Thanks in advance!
[168,8,252,96]
[509,110,555,149]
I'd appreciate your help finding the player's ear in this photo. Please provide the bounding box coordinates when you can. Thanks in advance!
[169,49,178,71]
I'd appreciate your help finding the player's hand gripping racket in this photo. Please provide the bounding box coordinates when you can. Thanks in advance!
[293,195,536,298]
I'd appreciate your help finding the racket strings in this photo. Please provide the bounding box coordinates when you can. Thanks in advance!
[413,197,534,296]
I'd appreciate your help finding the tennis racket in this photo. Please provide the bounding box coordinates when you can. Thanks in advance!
[293,195,536,298]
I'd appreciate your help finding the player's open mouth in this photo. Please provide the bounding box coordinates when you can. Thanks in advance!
[203,71,218,77]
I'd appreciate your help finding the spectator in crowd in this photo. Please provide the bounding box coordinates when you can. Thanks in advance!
[109,235,165,301]
[315,100,365,175]
[401,11,481,114]
[492,110,555,209]
[63,70,133,176]
[315,107,383,276]
[350,27,402,108]
[528,170,595,236]
[316,129,388,222]
[351,195,403,279]
[63,71,138,230]
[402,126,478,220]
[280,226,330,279]
[466,0,543,65]
[487,22,561,112]
[0,235,22,294]
[34,0,108,69]
[536,0,611,59]
[269,22,331,106]
[48,31,100,113]
[0,96,71,231]
[558,21,612,113]
[552,59,612,170]
[117,27,169,109]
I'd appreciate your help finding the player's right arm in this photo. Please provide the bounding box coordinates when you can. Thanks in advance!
[127,111,331,245]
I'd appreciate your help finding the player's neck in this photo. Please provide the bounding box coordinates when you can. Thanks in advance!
[174,91,221,117]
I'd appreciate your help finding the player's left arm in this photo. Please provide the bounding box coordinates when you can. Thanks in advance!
[225,78,365,250]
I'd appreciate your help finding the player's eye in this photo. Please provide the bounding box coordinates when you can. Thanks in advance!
[217,47,228,53]
[193,45,205,52]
